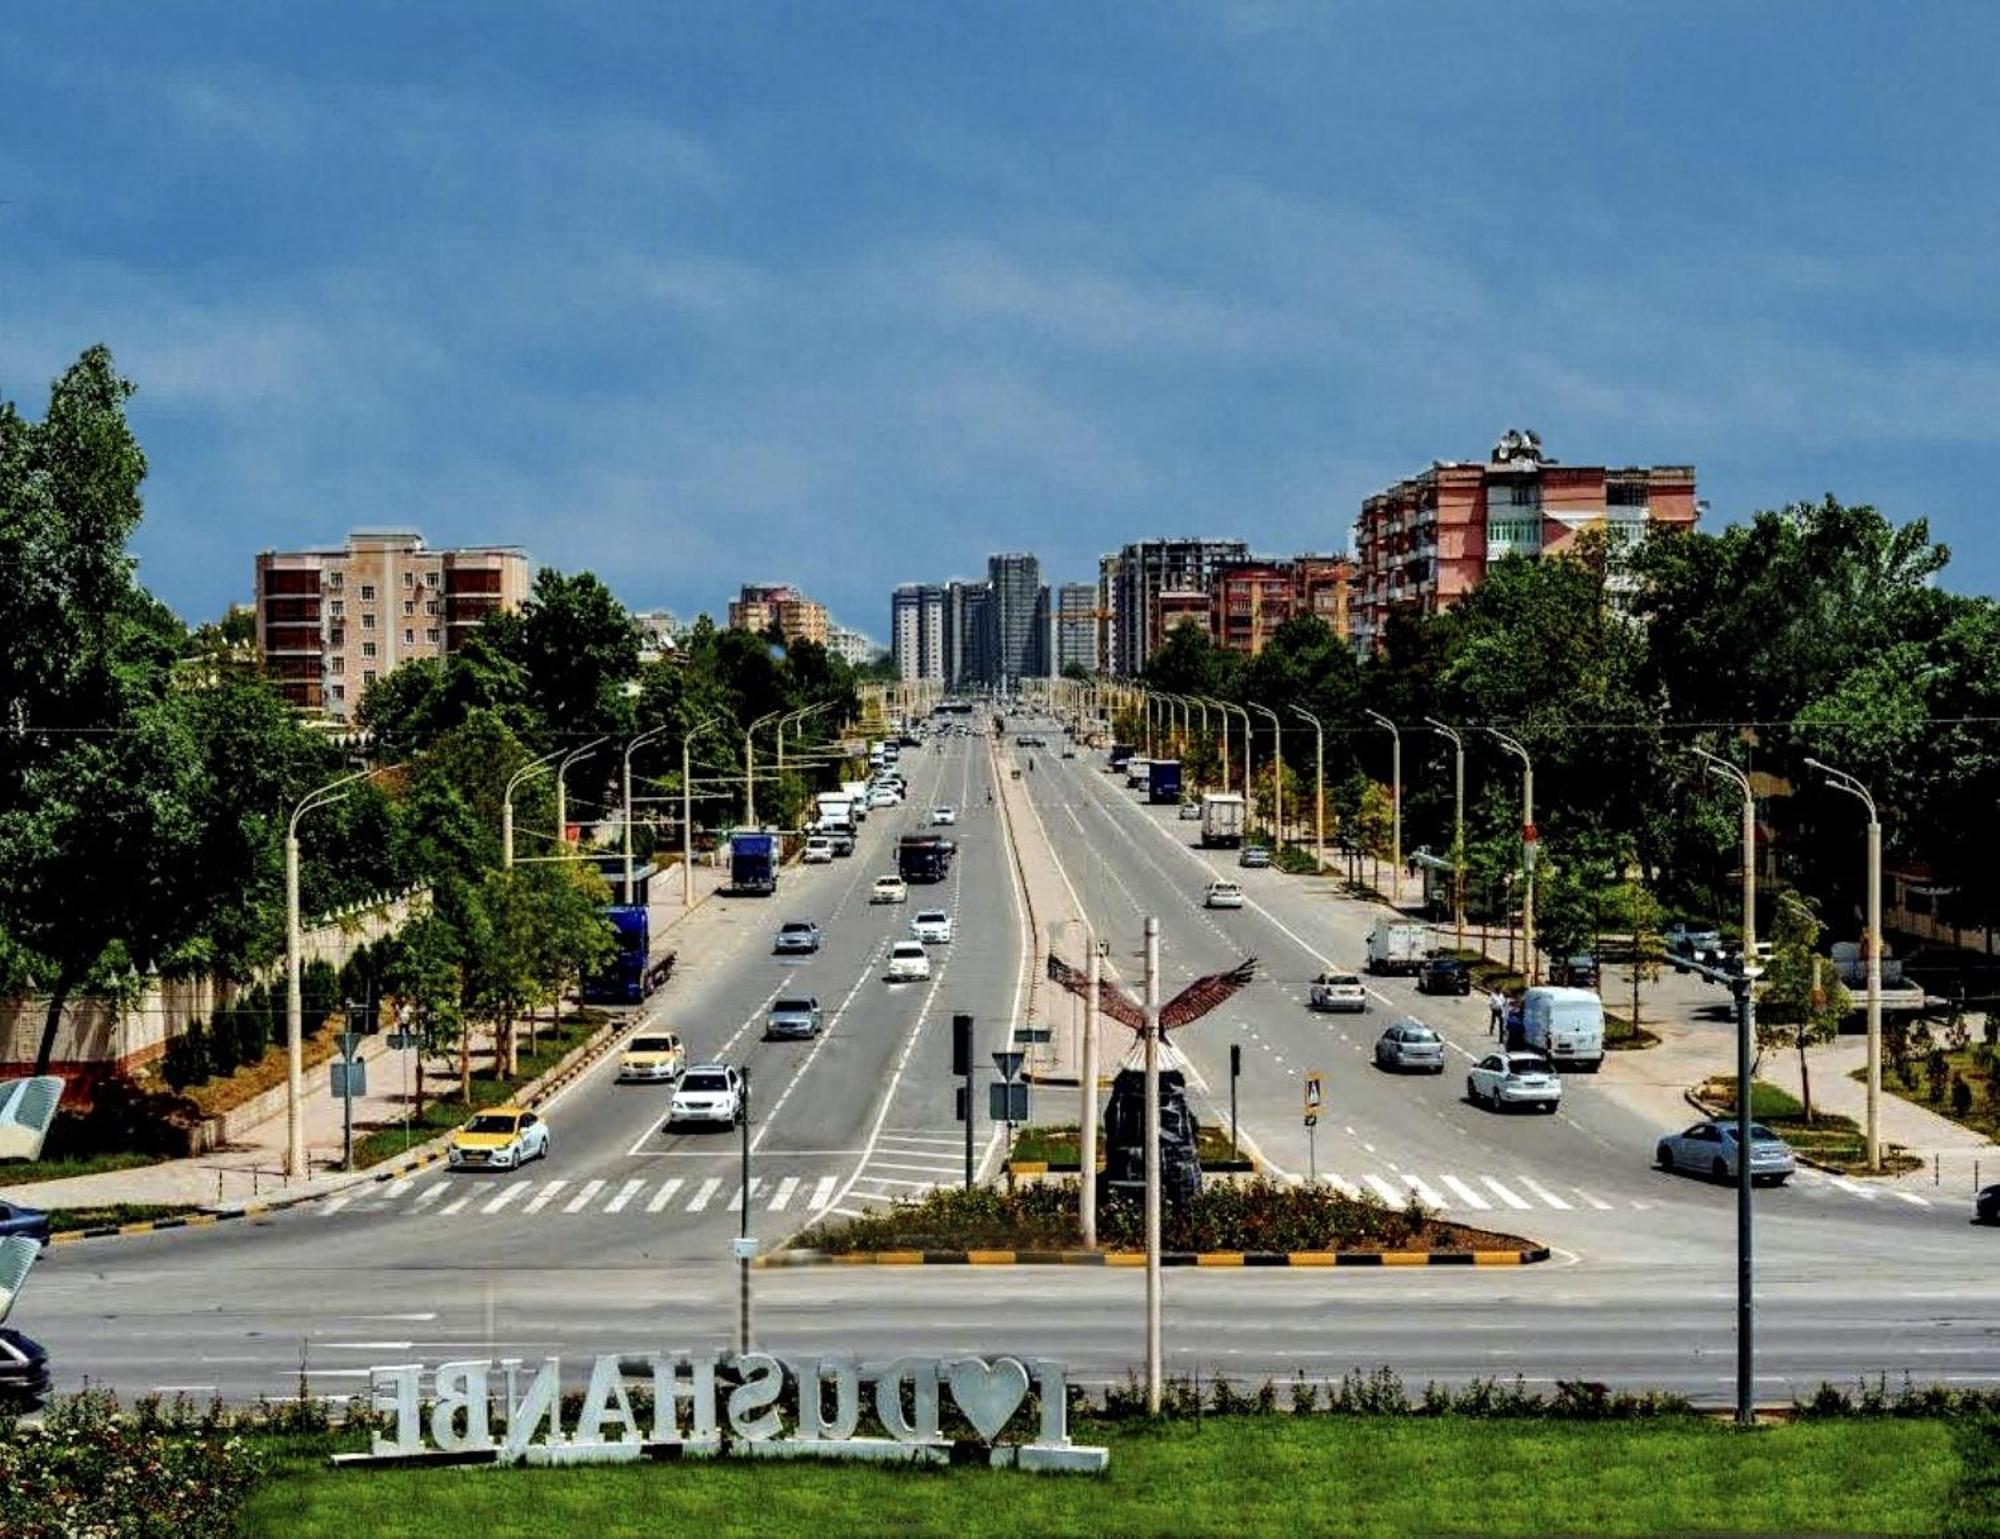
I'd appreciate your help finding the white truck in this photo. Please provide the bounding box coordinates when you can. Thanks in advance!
[1199,792,1246,849]
[1365,921,1428,977]
[1124,757,1152,790]
[1518,985,1605,1071]
[814,793,855,833]
[840,780,872,821]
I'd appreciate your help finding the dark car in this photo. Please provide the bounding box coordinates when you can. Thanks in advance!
[0,1328,50,1408]
[0,1201,50,1247]
[1416,957,1472,996]
[1101,1068,1201,1207]
[1550,955,1600,989]
[1978,1183,2000,1226]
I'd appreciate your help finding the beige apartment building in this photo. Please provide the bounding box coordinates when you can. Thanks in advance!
[254,530,530,717]
[727,583,830,646]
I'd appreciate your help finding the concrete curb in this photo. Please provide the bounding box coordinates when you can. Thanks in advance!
[760,1245,1550,1268]
[46,1015,640,1246]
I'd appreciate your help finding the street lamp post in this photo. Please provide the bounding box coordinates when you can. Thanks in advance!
[285,763,403,1179]
[553,736,608,851]
[1143,914,1162,1413]
[1249,703,1281,849]
[683,714,728,909]
[1211,700,1252,828]
[1364,710,1401,906]
[1426,719,1466,953]
[744,710,783,828]
[622,724,672,905]
[1804,757,1882,1173]
[1487,730,1537,984]
[777,701,834,775]
[1290,706,1326,873]
[1188,697,1211,790]
[502,747,565,869]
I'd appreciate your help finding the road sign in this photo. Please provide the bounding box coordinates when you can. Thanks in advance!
[331,1061,367,1100]
[952,1014,974,1076]
[336,1031,364,1063]
[992,1050,1025,1082]
[955,1085,970,1123]
[1304,1072,1323,1112]
[1304,1112,1318,1129]
[989,1082,1028,1123]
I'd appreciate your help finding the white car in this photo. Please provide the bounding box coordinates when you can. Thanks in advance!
[1205,881,1245,909]
[871,875,909,904]
[911,909,955,944]
[802,837,835,864]
[1466,1051,1563,1114]
[869,788,900,809]
[1309,971,1368,1013]
[931,807,957,826]
[886,940,932,982]
[668,1064,744,1129]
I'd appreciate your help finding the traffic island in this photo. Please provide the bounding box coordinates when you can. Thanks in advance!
[770,1180,1548,1267]
[1691,1076,1924,1176]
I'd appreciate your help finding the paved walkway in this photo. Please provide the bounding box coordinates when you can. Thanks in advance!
[2,858,728,1211]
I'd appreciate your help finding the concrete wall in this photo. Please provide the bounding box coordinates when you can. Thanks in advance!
[0,889,428,1077]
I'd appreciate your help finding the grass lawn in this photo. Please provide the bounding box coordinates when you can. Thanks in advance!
[1697,1075,1923,1176]
[0,1149,162,1187]
[1009,1122,1247,1168]
[237,1416,1964,1539]
[46,1201,201,1233]
[348,1019,600,1170]
[1862,1042,2000,1141]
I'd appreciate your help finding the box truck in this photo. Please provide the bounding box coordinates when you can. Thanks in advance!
[1148,759,1183,805]
[729,831,779,895]
[1199,793,1246,848]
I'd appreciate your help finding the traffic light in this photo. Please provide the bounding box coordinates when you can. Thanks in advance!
[951,1014,974,1078]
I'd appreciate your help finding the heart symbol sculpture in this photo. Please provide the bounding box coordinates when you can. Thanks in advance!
[944,1356,1031,1443]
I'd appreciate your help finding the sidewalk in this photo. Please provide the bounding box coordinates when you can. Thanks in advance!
[1,856,727,1212]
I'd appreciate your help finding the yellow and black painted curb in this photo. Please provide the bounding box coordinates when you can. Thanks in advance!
[758,1245,1550,1269]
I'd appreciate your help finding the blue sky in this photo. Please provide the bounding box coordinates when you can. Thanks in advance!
[6,3,1999,642]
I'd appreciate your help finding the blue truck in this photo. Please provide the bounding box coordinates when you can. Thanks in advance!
[730,831,779,896]
[1148,759,1183,805]
[584,905,651,1005]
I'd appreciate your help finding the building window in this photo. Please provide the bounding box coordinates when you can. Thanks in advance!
[1507,484,1536,506]
[328,571,343,591]
[331,683,345,701]
[360,584,375,600]
[330,657,344,675]
[403,570,415,587]
[361,641,377,659]
[426,628,440,644]
[329,627,345,647]
[363,670,375,686]
[424,600,438,615]
[329,600,344,619]
[403,629,414,645]
[1607,482,1648,507]
[424,571,439,587]
[403,600,415,616]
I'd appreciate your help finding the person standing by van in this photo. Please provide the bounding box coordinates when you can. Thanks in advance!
[1488,989,1505,1038]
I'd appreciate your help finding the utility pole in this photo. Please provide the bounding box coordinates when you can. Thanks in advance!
[1143,915,1162,1414]
[1081,933,1101,1249]
[622,724,670,906]
[738,1063,753,1354]
[554,736,607,852]
[1805,758,1882,1172]
[1292,705,1325,872]
[1427,719,1466,952]
[1488,730,1536,984]
[1731,967,1759,1426]
[1250,703,1281,849]
[1365,710,1401,906]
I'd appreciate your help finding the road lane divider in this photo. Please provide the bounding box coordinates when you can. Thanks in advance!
[759,1244,1551,1268]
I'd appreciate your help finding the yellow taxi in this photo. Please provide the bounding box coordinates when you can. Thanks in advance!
[446,1105,550,1170]
[618,1030,686,1084]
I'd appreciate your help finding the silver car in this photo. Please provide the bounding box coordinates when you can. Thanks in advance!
[764,997,823,1040]
[1467,1051,1562,1113]
[1656,1120,1796,1185]
[1374,1019,1445,1073]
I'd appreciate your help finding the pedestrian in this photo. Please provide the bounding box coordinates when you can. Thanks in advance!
[1488,990,1504,1039]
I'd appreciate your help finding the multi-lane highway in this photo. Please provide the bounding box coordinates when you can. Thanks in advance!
[19,717,2000,1406]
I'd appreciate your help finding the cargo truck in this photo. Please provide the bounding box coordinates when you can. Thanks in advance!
[1199,792,1246,848]
[897,834,955,884]
[582,906,675,1005]
[1365,920,1429,977]
[729,831,779,895]
[1148,759,1183,805]
[1108,743,1136,771]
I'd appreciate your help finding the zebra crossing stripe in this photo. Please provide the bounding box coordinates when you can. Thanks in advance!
[321,1193,354,1215]
[1440,1175,1491,1209]
[1574,1188,1614,1211]
[1516,1175,1571,1210]
[563,1179,606,1214]
[1894,1191,1929,1207]
[523,1180,567,1213]
[1404,1175,1446,1208]
[603,1179,646,1214]
[809,1176,836,1210]
[770,1176,801,1212]
[481,1183,531,1215]
[728,1178,765,1213]
[439,1192,472,1216]
[1829,1177,1877,1200]
[1363,1175,1405,1206]
[1480,1176,1533,1211]
[646,1178,685,1214]
[385,1178,415,1199]
[687,1177,721,1213]
[412,1183,448,1210]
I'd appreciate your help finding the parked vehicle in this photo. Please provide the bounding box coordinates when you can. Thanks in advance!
[1466,1052,1562,1113]
[772,920,822,955]
[1666,925,1724,970]
[1518,986,1606,1071]
[730,831,779,896]
[1976,1182,2000,1225]
[898,835,955,883]
[1656,1120,1796,1185]
[1101,1068,1201,1207]
[1238,844,1271,869]
[618,1032,686,1084]
[0,1200,51,1247]
[911,909,955,944]
[448,1105,550,1169]
[1550,954,1600,989]
[1179,800,1202,821]
[0,1329,50,1409]
[1108,743,1136,770]
[1417,957,1472,996]
[668,1064,744,1129]
[1148,759,1183,805]
[765,997,823,1040]
[872,875,910,904]
[802,837,835,864]
[1205,880,1245,909]
[1365,921,1429,977]
[886,941,932,982]
[1309,971,1368,1013]
[1375,1019,1447,1073]
[1200,793,1246,849]
[841,781,873,821]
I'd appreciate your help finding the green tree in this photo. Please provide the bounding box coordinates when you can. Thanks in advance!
[1756,892,1851,1123]
[381,908,468,1120]
[510,570,641,746]
[523,862,614,1053]
[1621,882,1667,1030]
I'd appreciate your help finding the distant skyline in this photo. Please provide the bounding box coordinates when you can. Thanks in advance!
[6,3,2000,628]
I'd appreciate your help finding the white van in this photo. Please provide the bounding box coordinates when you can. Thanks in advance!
[1365,922,1428,977]
[1518,986,1605,1071]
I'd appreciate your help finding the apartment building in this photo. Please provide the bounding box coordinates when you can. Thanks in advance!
[1105,537,1250,677]
[987,552,1048,688]
[254,530,529,718]
[1351,429,1697,651]
[1209,555,1352,655]
[727,583,830,646]
[1054,582,1099,675]
[1095,553,1122,679]
[891,583,948,683]
[826,624,880,668]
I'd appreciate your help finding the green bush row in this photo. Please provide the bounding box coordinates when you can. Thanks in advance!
[160,940,394,1092]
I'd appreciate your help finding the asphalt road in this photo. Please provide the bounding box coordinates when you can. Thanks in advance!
[16,716,1999,1406]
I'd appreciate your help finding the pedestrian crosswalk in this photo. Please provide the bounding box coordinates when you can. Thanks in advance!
[319,1166,846,1222]
[1306,1166,1936,1216]
[831,1129,969,1219]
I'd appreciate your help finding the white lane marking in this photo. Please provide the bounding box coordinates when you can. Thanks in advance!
[869,1157,965,1175]
[646,1178,685,1214]
[1480,1176,1533,1210]
[1516,1175,1572,1210]
[563,1179,606,1214]
[439,1192,472,1216]
[1405,1175,1446,1208]
[854,1174,934,1188]
[321,1193,355,1214]
[687,1177,722,1212]
[1440,1174,1492,1209]
[1363,1174,1404,1205]
[1323,1173,1362,1198]
[809,1176,836,1209]
[412,1183,448,1210]
[769,1176,801,1211]
[1573,1187,1614,1211]
[1894,1190,1930,1207]
[523,1180,567,1213]
[831,1205,867,1218]
[876,1134,963,1147]
[1829,1177,1878,1201]
[603,1178,646,1214]
[385,1178,415,1199]
[480,1183,532,1215]
[727,1177,765,1212]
